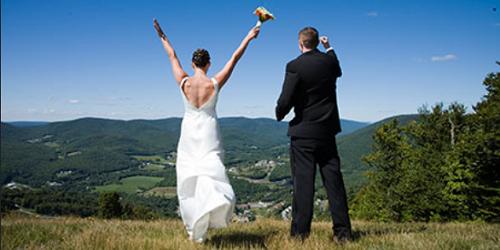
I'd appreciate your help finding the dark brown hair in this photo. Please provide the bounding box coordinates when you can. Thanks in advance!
[192,48,210,68]
[299,27,319,49]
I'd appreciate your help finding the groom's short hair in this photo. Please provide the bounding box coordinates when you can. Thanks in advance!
[299,27,319,49]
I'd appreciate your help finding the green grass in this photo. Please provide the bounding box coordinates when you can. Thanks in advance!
[142,186,177,198]
[2,212,499,250]
[141,164,166,171]
[94,176,164,194]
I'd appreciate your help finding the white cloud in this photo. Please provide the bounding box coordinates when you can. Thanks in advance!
[367,11,378,17]
[431,54,457,62]
[68,99,80,104]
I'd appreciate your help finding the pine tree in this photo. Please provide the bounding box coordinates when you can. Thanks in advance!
[98,192,123,219]
[468,64,500,221]
[351,119,412,221]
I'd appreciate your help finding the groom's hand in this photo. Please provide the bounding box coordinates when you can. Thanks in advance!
[320,36,331,49]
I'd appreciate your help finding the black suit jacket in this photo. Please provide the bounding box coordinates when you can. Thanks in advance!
[275,48,342,139]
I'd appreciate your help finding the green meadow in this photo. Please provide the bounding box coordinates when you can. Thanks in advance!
[94,176,164,194]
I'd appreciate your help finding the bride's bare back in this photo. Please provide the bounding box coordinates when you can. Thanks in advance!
[181,76,215,109]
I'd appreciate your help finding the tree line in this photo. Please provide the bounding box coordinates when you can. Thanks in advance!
[351,64,499,222]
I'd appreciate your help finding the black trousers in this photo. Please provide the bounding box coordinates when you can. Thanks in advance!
[289,136,352,238]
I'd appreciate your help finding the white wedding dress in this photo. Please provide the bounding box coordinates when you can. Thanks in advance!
[176,76,236,242]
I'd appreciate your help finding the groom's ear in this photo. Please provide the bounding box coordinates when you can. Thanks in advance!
[298,40,304,52]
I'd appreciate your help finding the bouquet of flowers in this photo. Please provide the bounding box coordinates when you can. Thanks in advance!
[254,6,275,27]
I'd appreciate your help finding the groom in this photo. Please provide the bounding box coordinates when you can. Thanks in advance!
[275,27,352,242]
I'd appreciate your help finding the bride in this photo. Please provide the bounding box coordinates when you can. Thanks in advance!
[153,19,260,242]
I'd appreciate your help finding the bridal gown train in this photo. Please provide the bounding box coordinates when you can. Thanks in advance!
[176,76,236,242]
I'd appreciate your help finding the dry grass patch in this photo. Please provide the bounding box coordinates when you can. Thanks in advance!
[2,212,499,249]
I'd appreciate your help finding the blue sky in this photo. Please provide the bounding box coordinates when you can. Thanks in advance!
[1,0,499,122]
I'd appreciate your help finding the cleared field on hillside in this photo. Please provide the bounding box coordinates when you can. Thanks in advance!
[94,175,164,194]
[2,212,499,250]
[140,163,166,171]
[143,186,177,198]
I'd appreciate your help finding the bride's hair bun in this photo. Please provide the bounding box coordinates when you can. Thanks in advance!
[192,48,210,68]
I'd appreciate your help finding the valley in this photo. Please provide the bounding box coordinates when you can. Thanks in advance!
[1,116,415,219]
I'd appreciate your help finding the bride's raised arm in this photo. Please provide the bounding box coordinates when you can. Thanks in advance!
[214,26,260,88]
[154,19,188,85]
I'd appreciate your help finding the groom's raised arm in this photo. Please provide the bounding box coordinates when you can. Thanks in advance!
[320,36,342,78]
[326,48,342,78]
[275,63,300,121]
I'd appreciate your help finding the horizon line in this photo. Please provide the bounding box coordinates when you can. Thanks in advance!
[0,114,419,125]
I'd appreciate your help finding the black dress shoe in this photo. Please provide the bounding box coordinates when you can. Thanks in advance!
[291,232,309,241]
[333,234,352,244]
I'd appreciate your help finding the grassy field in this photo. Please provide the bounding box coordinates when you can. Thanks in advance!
[2,212,499,250]
[94,175,164,194]
[142,186,177,198]
[141,163,166,171]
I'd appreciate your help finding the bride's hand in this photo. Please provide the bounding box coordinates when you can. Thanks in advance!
[246,26,261,41]
[153,19,166,39]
